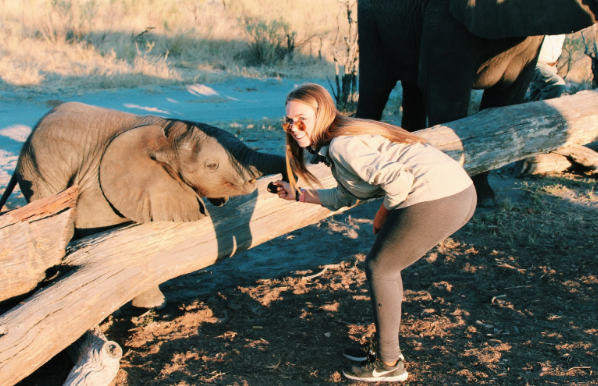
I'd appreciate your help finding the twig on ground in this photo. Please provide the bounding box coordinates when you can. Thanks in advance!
[568,366,592,370]
[504,285,532,290]
[302,264,342,280]
[204,371,225,382]
[266,358,283,371]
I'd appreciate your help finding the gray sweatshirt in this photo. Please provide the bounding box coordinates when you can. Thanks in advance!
[314,135,473,211]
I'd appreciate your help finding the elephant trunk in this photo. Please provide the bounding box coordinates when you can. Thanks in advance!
[234,147,287,181]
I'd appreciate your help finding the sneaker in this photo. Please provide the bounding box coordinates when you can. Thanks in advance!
[343,338,404,362]
[342,358,409,382]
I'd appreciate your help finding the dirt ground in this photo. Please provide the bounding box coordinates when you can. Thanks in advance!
[16,167,598,386]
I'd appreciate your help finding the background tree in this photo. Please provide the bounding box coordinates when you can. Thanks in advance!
[581,25,598,88]
[328,0,358,113]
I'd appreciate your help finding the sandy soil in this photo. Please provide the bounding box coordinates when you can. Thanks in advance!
[3,81,597,386]
[15,167,598,386]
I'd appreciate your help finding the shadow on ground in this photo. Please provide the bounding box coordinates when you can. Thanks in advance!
[17,168,598,386]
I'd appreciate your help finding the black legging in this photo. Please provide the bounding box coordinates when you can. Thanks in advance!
[365,184,477,363]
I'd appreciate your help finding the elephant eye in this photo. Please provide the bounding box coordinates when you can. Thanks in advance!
[204,160,219,172]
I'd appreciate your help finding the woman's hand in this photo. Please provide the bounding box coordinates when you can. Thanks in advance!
[272,180,296,201]
[373,203,390,234]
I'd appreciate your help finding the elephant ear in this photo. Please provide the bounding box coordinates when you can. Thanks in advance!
[99,125,207,223]
[450,0,598,39]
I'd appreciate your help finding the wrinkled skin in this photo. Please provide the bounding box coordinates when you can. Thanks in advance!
[6,102,287,307]
[355,0,598,207]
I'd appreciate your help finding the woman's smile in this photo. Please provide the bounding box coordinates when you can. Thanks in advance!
[293,131,307,140]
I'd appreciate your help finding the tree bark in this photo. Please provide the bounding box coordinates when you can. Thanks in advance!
[1,90,598,386]
[0,186,78,304]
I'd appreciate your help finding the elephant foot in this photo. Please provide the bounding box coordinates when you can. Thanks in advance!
[472,172,496,208]
[132,286,166,309]
[478,193,496,208]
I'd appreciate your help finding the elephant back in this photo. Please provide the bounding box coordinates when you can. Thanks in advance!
[15,102,166,230]
[450,0,598,39]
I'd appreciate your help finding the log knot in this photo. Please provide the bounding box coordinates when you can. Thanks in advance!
[105,342,123,360]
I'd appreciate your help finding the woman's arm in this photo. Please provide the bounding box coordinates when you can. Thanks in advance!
[275,180,388,234]
[272,181,321,205]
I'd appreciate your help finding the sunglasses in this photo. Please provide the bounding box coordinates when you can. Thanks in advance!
[282,115,315,133]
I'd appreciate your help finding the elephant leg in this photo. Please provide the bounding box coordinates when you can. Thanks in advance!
[355,1,397,120]
[420,55,489,209]
[420,70,494,208]
[132,285,166,309]
[418,7,482,126]
[401,82,427,132]
[420,65,475,127]
[420,4,542,208]
[475,53,539,208]
[469,173,494,208]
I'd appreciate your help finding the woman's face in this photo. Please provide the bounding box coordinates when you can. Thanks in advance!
[285,100,317,148]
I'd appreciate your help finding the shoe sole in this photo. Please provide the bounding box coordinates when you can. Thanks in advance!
[342,369,409,382]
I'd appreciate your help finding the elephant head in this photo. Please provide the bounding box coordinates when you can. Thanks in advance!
[99,119,285,223]
[449,0,598,39]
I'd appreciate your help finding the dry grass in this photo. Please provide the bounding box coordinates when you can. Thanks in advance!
[469,171,598,252]
[1,1,595,94]
[0,0,353,92]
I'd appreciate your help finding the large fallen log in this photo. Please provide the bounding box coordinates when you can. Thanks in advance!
[1,90,598,385]
[417,90,598,174]
[0,186,78,304]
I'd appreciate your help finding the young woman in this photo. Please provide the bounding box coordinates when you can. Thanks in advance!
[272,83,476,382]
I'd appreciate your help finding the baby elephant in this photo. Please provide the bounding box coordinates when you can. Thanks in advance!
[0,102,287,308]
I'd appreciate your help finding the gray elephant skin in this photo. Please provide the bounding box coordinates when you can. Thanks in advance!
[0,102,287,307]
[355,0,598,207]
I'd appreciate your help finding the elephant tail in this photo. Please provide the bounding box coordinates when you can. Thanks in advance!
[0,172,18,212]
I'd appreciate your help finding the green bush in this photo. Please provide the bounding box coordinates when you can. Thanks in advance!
[241,17,296,66]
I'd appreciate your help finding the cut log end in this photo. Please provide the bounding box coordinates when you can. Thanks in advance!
[64,325,122,386]
[0,186,79,303]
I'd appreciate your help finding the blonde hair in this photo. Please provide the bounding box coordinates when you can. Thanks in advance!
[284,83,426,190]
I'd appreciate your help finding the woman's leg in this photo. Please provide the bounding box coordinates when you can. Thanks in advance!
[365,185,477,363]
